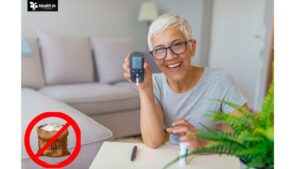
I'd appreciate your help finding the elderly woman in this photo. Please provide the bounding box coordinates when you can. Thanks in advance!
[123,13,247,151]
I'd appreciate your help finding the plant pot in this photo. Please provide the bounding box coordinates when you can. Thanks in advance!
[240,160,268,169]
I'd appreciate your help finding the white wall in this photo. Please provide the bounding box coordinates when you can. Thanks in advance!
[154,0,209,66]
[22,0,207,66]
[22,0,147,51]
[208,0,273,111]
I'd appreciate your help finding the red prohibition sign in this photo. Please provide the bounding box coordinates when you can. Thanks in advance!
[24,112,81,168]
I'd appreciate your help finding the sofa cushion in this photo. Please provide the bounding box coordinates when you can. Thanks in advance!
[22,37,45,89]
[112,81,138,92]
[91,38,131,84]
[39,83,140,116]
[38,31,94,85]
[21,88,112,163]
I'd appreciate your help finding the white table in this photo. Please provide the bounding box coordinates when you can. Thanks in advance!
[89,141,241,169]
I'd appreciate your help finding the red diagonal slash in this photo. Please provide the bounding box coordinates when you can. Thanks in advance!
[35,122,70,157]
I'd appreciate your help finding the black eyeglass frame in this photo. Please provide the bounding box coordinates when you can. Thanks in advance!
[149,40,192,60]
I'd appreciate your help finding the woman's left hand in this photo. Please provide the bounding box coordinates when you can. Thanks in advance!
[166,119,209,151]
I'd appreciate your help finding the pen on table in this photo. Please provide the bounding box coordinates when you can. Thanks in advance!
[130,145,137,161]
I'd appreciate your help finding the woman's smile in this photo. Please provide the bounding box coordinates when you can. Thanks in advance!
[166,61,183,72]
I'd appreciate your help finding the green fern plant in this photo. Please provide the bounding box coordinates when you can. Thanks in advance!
[164,79,274,169]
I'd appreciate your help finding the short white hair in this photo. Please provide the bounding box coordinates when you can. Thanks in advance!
[147,13,193,50]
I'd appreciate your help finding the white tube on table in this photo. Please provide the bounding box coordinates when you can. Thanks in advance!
[179,142,189,166]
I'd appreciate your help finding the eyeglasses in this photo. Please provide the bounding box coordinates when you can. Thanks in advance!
[149,40,192,60]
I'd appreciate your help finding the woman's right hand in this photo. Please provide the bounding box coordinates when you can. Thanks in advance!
[123,54,153,91]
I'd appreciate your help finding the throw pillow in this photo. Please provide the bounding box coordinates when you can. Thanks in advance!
[21,37,45,89]
[38,31,94,85]
[91,38,131,83]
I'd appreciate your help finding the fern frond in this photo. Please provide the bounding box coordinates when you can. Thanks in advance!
[237,132,264,143]
[195,131,245,148]
[252,127,274,141]
[191,142,241,157]
[238,140,274,169]
[212,99,254,121]
[164,76,274,169]
[259,79,274,129]
[210,111,253,133]
[162,156,180,169]
[163,142,242,169]
[261,80,274,114]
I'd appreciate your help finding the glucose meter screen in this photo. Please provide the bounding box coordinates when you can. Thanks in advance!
[132,56,142,69]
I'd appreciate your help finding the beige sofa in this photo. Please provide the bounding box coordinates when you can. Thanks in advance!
[22,31,141,139]
[22,88,112,169]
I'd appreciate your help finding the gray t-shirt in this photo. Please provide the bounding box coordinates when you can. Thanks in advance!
[152,68,247,144]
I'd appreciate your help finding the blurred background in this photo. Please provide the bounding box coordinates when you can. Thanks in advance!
[22,0,274,112]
